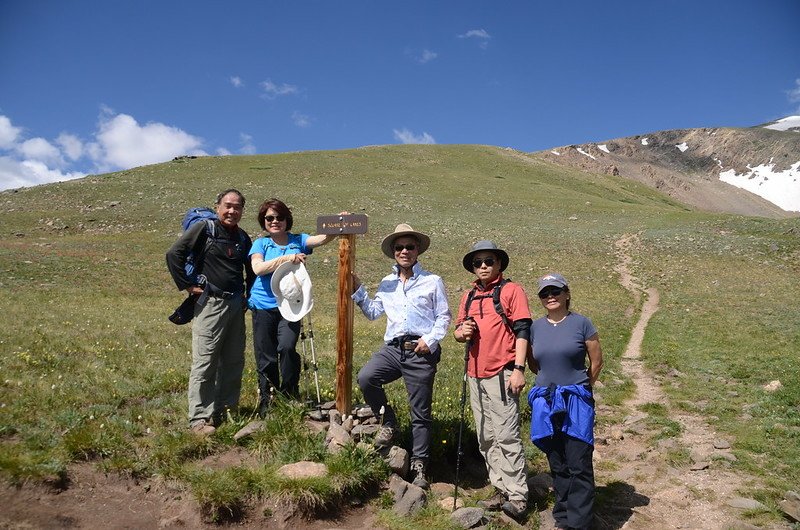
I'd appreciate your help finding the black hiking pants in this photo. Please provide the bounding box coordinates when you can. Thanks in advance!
[252,308,301,410]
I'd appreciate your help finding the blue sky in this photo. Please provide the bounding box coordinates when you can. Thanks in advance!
[1,0,799,190]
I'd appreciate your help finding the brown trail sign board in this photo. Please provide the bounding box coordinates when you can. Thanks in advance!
[316,214,368,413]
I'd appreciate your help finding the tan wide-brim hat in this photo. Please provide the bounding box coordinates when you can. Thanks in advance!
[380,223,431,258]
[271,261,313,322]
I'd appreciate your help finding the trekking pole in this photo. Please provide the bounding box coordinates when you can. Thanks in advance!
[306,313,322,405]
[454,317,473,510]
[300,319,310,404]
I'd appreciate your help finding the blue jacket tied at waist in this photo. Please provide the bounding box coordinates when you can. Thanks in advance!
[528,384,595,451]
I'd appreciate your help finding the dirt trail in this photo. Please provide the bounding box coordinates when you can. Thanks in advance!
[589,234,788,530]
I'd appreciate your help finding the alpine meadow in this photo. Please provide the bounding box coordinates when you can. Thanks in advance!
[1,144,798,528]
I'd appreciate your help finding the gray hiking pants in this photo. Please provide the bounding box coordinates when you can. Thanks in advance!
[188,294,246,425]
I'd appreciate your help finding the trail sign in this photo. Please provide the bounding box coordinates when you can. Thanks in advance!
[316,213,368,414]
[317,214,368,235]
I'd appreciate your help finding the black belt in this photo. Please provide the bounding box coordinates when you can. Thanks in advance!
[388,334,421,346]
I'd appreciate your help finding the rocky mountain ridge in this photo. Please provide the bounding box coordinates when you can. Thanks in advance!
[533,119,800,218]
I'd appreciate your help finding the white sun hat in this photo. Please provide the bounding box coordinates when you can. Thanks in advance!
[271,261,314,322]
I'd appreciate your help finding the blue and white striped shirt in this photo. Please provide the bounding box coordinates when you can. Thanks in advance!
[353,261,451,351]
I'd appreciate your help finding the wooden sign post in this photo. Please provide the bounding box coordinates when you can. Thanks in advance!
[316,214,368,414]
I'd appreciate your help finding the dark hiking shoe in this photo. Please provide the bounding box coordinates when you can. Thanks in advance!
[409,460,429,490]
[501,499,527,520]
[477,488,506,510]
[374,425,396,448]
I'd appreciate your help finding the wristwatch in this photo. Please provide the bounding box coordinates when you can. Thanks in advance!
[513,364,525,372]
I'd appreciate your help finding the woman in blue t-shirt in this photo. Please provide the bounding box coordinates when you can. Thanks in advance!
[249,198,336,414]
[527,273,603,530]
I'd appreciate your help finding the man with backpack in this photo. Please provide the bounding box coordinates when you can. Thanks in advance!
[166,189,255,436]
[453,240,532,520]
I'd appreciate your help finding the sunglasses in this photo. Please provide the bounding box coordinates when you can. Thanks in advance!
[265,215,285,223]
[538,287,565,299]
[472,257,496,268]
[394,244,417,252]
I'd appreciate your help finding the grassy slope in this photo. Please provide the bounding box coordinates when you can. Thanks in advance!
[0,145,797,509]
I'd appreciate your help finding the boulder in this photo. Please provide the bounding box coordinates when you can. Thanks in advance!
[233,420,265,441]
[780,491,800,522]
[385,445,410,477]
[451,507,485,528]
[276,461,328,480]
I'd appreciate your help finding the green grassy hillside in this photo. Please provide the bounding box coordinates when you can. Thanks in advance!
[1,145,797,518]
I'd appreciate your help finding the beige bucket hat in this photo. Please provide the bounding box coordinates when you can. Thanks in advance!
[380,223,431,258]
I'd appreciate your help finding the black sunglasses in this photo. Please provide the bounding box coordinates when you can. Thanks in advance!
[394,244,417,252]
[265,215,285,223]
[538,287,565,299]
[472,257,496,268]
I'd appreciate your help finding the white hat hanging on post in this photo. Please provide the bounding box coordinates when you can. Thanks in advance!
[271,261,314,322]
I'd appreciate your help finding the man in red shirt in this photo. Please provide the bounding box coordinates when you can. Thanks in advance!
[453,241,532,520]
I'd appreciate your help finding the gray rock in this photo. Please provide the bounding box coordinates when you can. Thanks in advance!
[430,482,454,498]
[387,473,408,501]
[342,415,354,432]
[713,439,731,450]
[623,412,648,425]
[329,409,342,425]
[389,475,426,517]
[690,461,710,471]
[276,461,328,479]
[727,497,766,511]
[320,400,337,410]
[325,421,352,453]
[304,418,328,435]
[351,423,379,441]
[354,405,375,419]
[307,409,327,422]
[780,491,800,522]
[385,445,410,477]
[451,507,485,528]
[233,420,265,441]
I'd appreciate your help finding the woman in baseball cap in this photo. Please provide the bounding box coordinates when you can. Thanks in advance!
[527,273,604,530]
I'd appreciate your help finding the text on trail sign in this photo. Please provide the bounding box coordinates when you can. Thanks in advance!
[316,214,368,235]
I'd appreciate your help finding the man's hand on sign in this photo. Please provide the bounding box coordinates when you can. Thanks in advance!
[351,272,361,292]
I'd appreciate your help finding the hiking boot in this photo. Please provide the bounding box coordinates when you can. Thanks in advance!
[190,420,216,436]
[477,488,506,510]
[501,499,528,521]
[374,424,396,448]
[409,460,429,490]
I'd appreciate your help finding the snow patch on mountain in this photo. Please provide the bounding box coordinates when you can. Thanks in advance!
[676,142,689,152]
[719,160,800,212]
[576,147,596,160]
[763,115,800,132]
[598,144,610,153]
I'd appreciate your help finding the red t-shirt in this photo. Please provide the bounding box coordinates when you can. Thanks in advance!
[455,276,531,378]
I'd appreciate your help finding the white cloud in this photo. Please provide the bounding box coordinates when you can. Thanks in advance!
[393,128,436,144]
[216,147,232,156]
[239,133,256,154]
[292,111,311,128]
[230,76,244,88]
[88,112,205,170]
[16,137,62,166]
[458,29,491,48]
[0,115,22,149]
[57,133,84,160]
[0,156,84,189]
[419,49,438,64]
[261,79,299,99]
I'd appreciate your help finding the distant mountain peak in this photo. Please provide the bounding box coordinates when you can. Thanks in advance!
[535,124,800,217]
